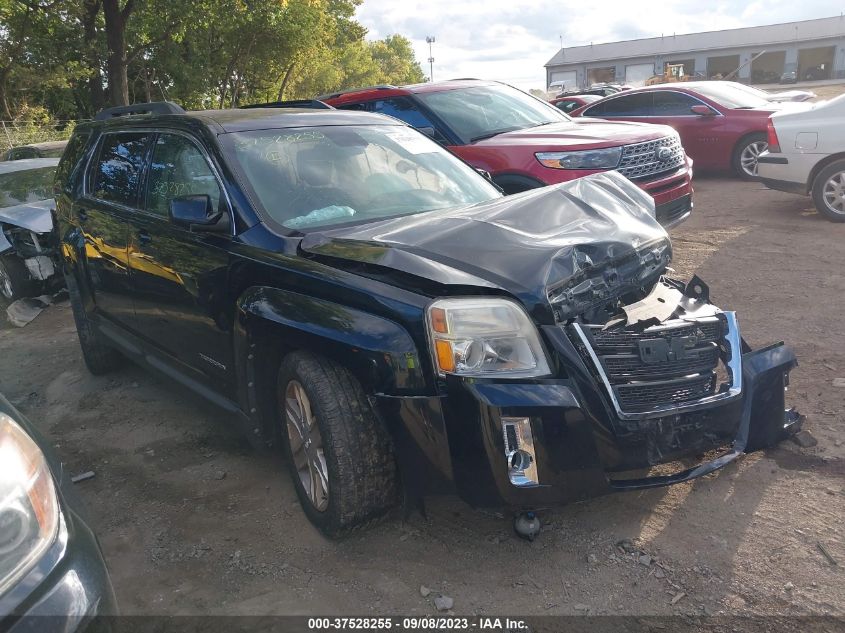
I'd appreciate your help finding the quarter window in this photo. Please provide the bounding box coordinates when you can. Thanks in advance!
[91,133,152,206]
[145,134,222,217]
[55,131,90,193]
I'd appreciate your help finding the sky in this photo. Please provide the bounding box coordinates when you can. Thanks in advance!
[355,0,843,90]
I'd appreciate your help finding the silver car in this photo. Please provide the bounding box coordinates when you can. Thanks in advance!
[0,158,60,300]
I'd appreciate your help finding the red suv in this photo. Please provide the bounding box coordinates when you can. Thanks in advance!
[570,81,808,179]
[321,80,694,227]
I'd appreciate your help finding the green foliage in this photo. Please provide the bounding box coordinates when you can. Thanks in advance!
[0,0,427,127]
[0,105,75,151]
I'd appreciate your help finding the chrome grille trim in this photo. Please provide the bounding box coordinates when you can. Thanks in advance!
[570,312,743,420]
[617,135,686,181]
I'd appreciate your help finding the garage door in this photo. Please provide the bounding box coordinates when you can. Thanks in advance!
[625,63,654,86]
[549,71,577,92]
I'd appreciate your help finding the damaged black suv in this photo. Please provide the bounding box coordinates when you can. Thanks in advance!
[55,101,800,537]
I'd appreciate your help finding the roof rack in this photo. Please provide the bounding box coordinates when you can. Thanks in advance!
[240,99,333,110]
[315,85,398,101]
[94,101,185,121]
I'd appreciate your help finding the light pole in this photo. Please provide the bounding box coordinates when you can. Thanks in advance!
[426,36,436,82]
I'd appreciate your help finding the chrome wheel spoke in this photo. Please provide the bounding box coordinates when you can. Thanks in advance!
[822,171,845,215]
[741,142,767,176]
[309,452,329,507]
[0,265,11,299]
[285,398,306,451]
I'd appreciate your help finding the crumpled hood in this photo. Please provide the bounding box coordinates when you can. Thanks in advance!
[475,119,675,149]
[0,198,54,233]
[301,172,671,323]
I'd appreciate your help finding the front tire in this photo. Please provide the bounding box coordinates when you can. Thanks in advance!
[732,133,768,180]
[0,256,34,301]
[277,352,399,538]
[66,274,123,375]
[811,159,845,223]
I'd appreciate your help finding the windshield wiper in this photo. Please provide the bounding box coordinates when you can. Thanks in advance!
[469,126,522,143]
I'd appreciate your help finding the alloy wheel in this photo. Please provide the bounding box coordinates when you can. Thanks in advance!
[284,380,329,511]
[0,263,13,300]
[821,170,845,216]
[740,140,768,177]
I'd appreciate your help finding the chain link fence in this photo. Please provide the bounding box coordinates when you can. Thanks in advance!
[0,119,86,152]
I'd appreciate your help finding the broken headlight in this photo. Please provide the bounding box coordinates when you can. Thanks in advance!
[426,298,551,378]
[535,146,623,170]
[0,413,60,597]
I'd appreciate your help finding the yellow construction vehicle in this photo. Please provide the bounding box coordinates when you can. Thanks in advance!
[645,63,690,86]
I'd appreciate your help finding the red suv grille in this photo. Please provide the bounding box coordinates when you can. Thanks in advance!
[617,135,685,181]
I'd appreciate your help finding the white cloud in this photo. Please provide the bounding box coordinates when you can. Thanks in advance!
[356,0,839,89]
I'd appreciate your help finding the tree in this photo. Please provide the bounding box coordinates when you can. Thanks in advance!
[102,0,134,106]
[370,35,425,85]
[0,0,428,119]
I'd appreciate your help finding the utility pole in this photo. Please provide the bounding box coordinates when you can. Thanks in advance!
[426,36,436,82]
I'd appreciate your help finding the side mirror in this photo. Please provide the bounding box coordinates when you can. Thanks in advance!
[690,104,715,116]
[169,195,229,232]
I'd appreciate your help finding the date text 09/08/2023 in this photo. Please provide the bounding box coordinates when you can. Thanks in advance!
[307,617,530,630]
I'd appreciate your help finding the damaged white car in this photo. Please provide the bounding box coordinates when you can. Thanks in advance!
[0,158,61,300]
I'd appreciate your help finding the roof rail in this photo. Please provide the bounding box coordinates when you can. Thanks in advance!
[94,101,185,121]
[240,99,334,110]
[315,85,398,101]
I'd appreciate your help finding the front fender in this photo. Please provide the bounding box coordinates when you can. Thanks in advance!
[235,286,428,396]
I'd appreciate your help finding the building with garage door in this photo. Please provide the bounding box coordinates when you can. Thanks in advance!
[545,15,845,91]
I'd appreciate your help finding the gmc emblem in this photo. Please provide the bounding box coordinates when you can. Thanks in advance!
[638,335,698,364]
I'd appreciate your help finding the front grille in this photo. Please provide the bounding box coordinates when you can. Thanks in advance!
[603,345,719,382]
[617,135,685,181]
[572,317,732,415]
[589,320,723,352]
[617,374,716,410]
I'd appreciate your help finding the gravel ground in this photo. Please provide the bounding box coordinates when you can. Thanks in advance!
[0,176,842,619]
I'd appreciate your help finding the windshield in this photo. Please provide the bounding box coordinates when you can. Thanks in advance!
[0,167,56,208]
[226,125,501,231]
[693,83,772,109]
[416,84,568,143]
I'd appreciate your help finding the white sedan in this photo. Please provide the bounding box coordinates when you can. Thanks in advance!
[758,94,845,222]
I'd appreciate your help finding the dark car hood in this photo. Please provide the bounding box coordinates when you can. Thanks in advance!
[301,172,671,324]
[473,119,676,150]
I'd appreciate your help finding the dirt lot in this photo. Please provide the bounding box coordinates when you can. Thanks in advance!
[0,176,843,618]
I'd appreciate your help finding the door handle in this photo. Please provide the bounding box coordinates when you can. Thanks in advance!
[137,231,152,246]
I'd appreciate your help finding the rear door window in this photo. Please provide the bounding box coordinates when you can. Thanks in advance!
[584,93,654,117]
[90,132,152,207]
[652,92,700,116]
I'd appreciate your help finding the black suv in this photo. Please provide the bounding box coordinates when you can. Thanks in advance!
[55,101,800,537]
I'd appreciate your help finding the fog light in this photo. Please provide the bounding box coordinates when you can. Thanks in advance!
[501,417,539,486]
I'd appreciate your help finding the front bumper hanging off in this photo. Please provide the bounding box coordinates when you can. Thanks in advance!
[379,318,800,510]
